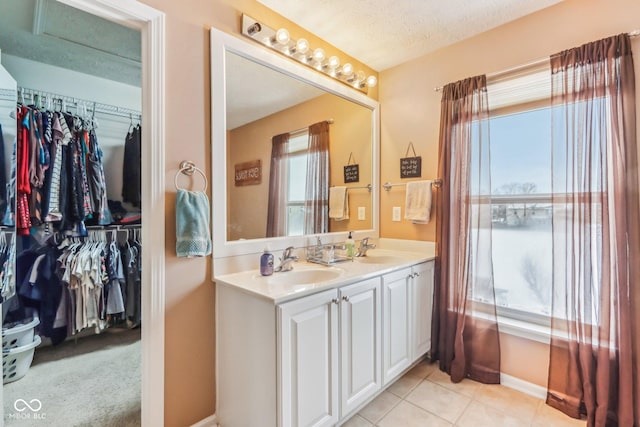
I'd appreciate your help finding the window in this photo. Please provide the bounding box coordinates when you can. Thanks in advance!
[285,131,308,236]
[489,108,553,319]
[486,64,554,322]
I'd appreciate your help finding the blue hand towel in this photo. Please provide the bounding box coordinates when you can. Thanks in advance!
[176,189,212,257]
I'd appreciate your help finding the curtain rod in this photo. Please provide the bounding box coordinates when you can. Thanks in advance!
[289,118,333,136]
[17,86,141,120]
[433,29,640,92]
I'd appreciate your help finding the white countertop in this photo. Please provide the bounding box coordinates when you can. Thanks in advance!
[214,248,435,304]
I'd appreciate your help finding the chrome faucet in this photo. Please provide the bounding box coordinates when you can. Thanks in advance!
[275,246,299,272]
[355,237,376,257]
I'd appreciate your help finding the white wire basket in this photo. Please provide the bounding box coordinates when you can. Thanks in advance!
[3,334,41,384]
[2,317,40,350]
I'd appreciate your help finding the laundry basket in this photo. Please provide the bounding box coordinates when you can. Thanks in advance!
[2,317,40,350]
[3,335,41,384]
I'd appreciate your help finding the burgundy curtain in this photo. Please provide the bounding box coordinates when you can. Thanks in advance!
[431,75,501,384]
[547,34,640,426]
[266,132,290,237]
[303,121,330,234]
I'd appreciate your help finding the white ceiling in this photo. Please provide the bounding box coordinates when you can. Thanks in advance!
[0,0,140,86]
[257,0,564,71]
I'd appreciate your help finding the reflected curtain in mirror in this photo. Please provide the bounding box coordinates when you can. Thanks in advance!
[266,132,290,237]
[547,33,639,426]
[432,75,501,384]
[304,121,329,234]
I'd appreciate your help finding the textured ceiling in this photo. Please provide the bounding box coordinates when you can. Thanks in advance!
[257,0,564,71]
[0,0,140,86]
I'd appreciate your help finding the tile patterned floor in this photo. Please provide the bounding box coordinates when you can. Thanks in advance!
[343,360,587,427]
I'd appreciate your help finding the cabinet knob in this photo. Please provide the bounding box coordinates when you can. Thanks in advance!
[331,298,340,305]
[414,272,420,277]
[342,296,350,302]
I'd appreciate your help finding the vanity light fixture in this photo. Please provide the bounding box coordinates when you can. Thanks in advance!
[241,14,377,93]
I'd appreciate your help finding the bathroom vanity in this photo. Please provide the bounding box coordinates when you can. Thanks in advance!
[215,248,435,427]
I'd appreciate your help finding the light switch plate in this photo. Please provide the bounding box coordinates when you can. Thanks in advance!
[358,206,366,220]
[392,206,401,222]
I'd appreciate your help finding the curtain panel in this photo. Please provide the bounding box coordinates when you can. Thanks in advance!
[303,121,330,235]
[432,75,501,384]
[266,132,290,237]
[547,33,639,427]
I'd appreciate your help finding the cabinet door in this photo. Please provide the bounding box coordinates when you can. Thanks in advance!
[412,261,435,360]
[339,278,382,417]
[278,289,339,427]
[382,268,412,385]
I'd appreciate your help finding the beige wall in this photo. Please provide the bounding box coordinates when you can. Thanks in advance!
[379,0,640,390]
[227,93,372,241]
[136,0,377,425]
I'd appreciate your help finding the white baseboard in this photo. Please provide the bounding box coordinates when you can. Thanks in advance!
[500,373,547,400]
[191,413,218,427]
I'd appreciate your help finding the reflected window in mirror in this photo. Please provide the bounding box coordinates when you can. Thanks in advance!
[285,130,309,236]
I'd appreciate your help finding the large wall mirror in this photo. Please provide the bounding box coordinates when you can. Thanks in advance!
[211,27,380,258]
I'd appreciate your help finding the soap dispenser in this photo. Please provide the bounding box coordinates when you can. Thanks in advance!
[260,246,274,276]
[345,232,355,258]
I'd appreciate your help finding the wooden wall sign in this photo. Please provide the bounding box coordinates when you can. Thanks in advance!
[234,160,262,186]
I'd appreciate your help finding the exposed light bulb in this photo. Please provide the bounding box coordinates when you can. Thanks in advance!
[327,56,340,70]
[355,71,366,82]
[366,75,378,88]
[312,48,325,63]
[274,28,290,45]
[341,63,354,77]
[295,38,309,54]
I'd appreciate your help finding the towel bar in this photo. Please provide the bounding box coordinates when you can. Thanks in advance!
[383,179,441,191]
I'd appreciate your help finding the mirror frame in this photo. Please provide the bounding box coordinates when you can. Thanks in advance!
[210,26,380,258]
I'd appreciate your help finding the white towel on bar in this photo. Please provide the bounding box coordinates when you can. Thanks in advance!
[404,180,432,224]
[329,186,349,221]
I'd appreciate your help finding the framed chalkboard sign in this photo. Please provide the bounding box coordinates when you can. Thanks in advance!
[343,152,360,183]
[400,142,422,178]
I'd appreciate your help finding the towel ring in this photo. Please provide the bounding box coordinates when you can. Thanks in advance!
[175,161,208,192]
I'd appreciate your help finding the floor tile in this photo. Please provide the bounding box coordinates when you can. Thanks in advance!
[387,372,423,398]
[532,401,587,427]
[406,358,438,379]
[341,414,373,427]
[456,401,526,427]
[473,383,539,421]
[426,368,483,398]
[405,379,471,423]
[377,401,452,427]
[357,391,400,424]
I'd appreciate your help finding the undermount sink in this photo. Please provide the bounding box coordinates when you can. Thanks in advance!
[266,267,344,286]
[355,254,405,264]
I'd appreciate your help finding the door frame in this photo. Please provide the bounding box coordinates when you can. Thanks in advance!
[57,1,166,425]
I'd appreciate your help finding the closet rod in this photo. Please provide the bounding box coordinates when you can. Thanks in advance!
[17,86,141,120]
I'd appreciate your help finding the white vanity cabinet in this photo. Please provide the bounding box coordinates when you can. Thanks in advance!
[382,262,434,385]
[278,277,382,426]
[215,257,434,427]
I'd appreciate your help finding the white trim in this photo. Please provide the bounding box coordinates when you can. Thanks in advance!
[500,373,548,401]
[210,27,380,259]
[191,414,219,427]
[54,1,166,426]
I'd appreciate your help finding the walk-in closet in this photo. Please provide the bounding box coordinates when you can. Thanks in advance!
[0,0,143,425]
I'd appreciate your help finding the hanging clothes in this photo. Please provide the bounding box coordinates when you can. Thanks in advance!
[7,228,142,340]
[15,105,113,235]
[122,124,141,207]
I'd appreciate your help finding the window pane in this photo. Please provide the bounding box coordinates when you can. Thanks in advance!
[492,216,552,316]
[287,205,305,236]
[288,154,307,201]
[490,109,551,194]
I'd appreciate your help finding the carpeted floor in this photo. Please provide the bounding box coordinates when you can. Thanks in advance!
[3,328,141,427]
